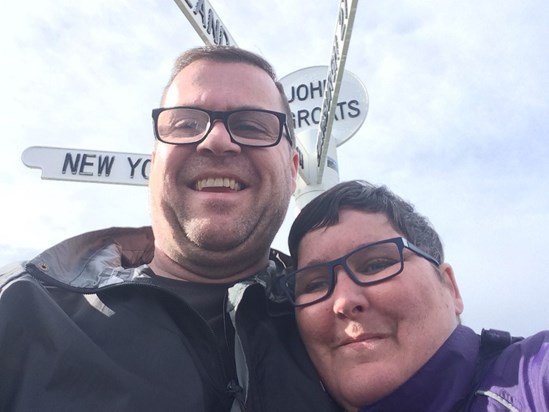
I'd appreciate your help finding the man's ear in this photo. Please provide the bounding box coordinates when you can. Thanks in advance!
[439,263,464,316]
[290,149,299,193]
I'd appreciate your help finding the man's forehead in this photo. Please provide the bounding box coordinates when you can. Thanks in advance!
[175,59,273,86]
[164,60,282,109]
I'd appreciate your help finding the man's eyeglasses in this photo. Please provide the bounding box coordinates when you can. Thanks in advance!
[279,237,440,307]
[152,106,292,148]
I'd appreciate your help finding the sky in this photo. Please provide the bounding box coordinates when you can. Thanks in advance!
[1,0,548,337]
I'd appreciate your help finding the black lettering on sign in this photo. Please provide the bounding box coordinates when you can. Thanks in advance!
[218,26,230,46]
[338,2,348,40]
[297,109,312,128]
[97,155,115,176]
[79,154,95,176]
[193,0,207,27]
[128,157,141,178]
[62,153,81,175]
[296,84,309,101]
[62,152,115,177]
[206,9,219,42]
[336,101,347,120]
[292,101,362,129]
[127,157,151,180]
[191,0,230,46]
[311,106,322,124]
[141,159,151,179]
[288,81,326,103]
[310,81,324,99]
[348,100,360,118]
[319,36,340,133]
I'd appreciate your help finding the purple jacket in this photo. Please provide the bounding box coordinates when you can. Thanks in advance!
[360,325,549,411]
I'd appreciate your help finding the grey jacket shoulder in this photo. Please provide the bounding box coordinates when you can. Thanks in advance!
[0,227,341,412]
[2,226,155,292]
[0,261,28,288]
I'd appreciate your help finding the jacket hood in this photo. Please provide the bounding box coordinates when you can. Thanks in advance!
[23,226,293,296]
[26,226,155,291]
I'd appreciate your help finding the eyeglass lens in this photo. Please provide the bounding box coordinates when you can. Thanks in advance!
[290,241,404,306]
[156,108,282,145]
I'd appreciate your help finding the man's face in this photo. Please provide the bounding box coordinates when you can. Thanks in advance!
[149,60,298,280]
[295,209,463,411]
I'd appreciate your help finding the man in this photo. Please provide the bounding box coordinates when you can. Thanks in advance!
[0,47,340,411]
[279,180,549,411]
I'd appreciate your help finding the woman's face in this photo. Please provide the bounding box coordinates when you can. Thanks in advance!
[295,209,463,411]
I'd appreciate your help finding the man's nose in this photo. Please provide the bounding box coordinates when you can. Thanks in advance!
[196,120,241,156]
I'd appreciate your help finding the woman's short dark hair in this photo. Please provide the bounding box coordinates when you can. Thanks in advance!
[288,180,444,265]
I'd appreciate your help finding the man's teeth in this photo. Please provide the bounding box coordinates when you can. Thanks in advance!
[196,177,242,191]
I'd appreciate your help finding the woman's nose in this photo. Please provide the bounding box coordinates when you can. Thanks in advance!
[331,268,370,318]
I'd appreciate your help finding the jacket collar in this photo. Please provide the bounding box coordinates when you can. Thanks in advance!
[25,226,292,299]
[360,325,480,412]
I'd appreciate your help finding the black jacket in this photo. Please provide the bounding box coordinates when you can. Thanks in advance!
[0,227,341,412]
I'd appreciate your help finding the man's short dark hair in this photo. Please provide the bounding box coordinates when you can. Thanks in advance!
[161,46,295,147]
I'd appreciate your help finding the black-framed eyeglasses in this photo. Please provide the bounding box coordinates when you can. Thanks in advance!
[152,106,292,148]
[279,237,440,307]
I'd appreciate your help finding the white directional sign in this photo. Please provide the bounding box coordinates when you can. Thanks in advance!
[21,0,365,211]
[281,65,367,209]
[173,0,237,46]
[22,146,150,186]
[280,66,368,148]
[314,0,358,183]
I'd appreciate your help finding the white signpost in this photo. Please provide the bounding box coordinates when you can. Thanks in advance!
[172,0,237,46]
[21,0,365,210]
[22,146,151,186]
[278,0,361,208]
[280,65,367,208]
[281,66,368,147]
[314,0,358,184]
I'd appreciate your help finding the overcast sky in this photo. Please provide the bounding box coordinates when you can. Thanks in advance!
[1,0,548,337]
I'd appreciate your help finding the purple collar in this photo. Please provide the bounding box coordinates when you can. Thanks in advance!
[360,325,480,412]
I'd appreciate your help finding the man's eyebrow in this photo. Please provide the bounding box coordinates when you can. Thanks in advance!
[229,105,278,111]
[182,105,276,111]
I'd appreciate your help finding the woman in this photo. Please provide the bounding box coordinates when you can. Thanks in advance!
[279,180,549,411]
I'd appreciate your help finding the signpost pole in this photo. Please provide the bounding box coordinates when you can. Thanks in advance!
[280,66,368,209]
[22,146,151,186]
[314,0,359,184]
